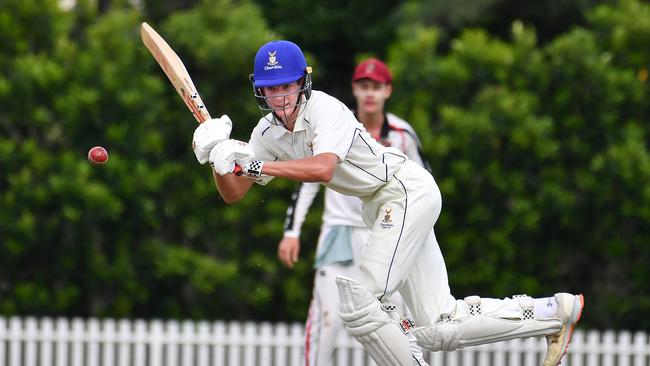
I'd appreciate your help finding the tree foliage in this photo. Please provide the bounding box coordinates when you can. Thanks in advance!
[388,0,650,330]
[0,0,648,330]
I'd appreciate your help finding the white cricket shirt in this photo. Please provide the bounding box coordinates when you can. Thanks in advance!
[248,90,407,197]
[282,112,430,237]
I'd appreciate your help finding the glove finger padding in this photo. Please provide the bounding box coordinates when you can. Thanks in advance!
[233,144,254,167]
[210,139,254,176]
[193,115,233,164]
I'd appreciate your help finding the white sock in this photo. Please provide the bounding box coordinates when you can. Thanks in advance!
[534,297,558,319]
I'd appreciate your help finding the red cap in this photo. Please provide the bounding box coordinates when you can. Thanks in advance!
[352,58,392,84]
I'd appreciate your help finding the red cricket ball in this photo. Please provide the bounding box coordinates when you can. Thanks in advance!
[88,146,109,165]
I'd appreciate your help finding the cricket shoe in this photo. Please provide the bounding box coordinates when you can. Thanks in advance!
[542,293,584,366]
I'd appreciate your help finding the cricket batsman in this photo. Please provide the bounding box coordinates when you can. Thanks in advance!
[191,39,584,365]
[278,58,431,365]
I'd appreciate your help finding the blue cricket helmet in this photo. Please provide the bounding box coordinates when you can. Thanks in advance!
[253,40,309,87]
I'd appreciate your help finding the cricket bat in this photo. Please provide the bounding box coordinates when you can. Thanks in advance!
[140,22,211,123]
[140,22,241,174]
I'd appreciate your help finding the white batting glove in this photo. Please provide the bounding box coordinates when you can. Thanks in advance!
[192,115,233,164]
[209,139,255,176]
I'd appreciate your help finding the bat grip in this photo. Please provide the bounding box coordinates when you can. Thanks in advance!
[234,164,243,176]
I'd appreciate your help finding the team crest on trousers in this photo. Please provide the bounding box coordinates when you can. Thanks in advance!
[380,208,393,229]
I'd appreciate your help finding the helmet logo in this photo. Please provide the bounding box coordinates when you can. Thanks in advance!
[265,51,283,71]
[268,51,278,65]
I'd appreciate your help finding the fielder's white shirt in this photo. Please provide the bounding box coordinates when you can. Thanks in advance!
[248,90,407,197]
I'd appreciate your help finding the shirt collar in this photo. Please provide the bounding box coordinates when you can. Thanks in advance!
[265,92,312,136]
[264,107,307,138]
[281,96,310,133]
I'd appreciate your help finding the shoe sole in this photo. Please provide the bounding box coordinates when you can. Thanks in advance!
[556,294,585,365]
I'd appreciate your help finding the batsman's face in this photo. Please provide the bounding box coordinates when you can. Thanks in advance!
[352,79,392,115]
[262,81,302,123]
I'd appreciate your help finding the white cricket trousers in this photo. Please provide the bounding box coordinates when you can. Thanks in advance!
[305,226,414,366]
[360,160,457,328]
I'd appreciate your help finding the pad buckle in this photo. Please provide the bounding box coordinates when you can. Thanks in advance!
[465,295,482,316]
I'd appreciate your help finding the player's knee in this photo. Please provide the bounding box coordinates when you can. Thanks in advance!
[413,322,460,351]
[335,276,414,365]
[335,276,388,336]
[412,296,483,351]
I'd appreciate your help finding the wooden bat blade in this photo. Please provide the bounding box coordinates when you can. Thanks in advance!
[140,22,211,123]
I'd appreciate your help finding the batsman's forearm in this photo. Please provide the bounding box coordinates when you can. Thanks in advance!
[213,170,253,203]
[262,154,337,182]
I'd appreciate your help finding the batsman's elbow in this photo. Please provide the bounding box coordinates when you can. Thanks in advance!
[217,187,249,204]
[306,162,335,182]
[313,153,337,182]
[319,166,335,182]
[219,193,242,204]
[213,171,254,203]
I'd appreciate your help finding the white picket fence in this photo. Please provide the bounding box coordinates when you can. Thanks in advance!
[0,317,648,366]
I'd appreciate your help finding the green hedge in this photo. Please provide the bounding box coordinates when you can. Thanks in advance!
[0,0,648,329]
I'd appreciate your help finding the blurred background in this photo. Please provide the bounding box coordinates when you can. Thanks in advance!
[0,0,648,332]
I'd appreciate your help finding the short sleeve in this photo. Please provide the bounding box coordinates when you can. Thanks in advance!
[311,99,360,161]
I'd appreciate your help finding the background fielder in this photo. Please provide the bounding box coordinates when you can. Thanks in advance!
[278,58,429,365]
[192,40,584,366]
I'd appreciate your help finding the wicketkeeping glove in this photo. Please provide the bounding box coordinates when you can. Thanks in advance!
[192,115,233,164]
[209,139,254,176]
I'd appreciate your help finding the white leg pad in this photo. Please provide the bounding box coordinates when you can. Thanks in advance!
[413,295,563,351]
[336,277,413,366]
[382,303,429,366]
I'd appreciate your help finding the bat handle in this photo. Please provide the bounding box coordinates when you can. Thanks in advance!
[234,164,243,176]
